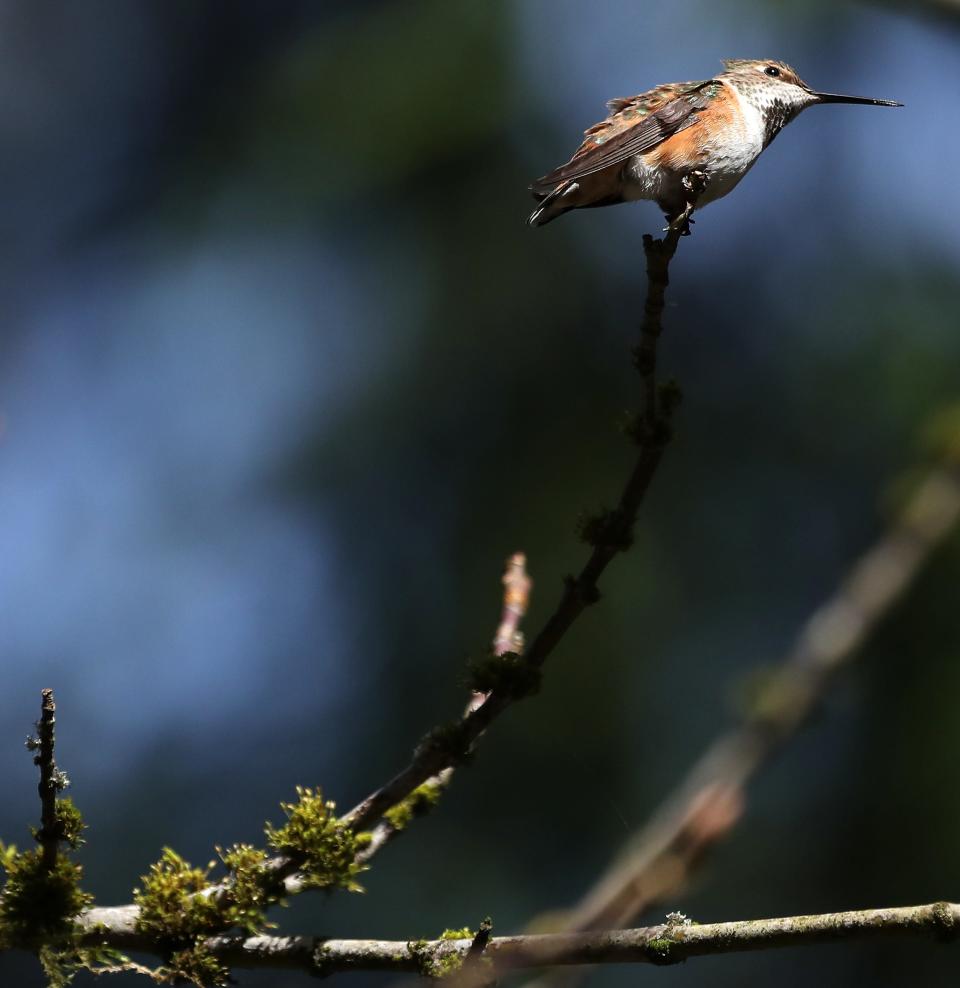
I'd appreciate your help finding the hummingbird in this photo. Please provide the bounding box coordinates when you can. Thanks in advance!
[528,59,901,229]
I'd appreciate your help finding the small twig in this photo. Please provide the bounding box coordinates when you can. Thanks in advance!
[74,901,959,975]
[34,688,59,871]
[354,554,533,871]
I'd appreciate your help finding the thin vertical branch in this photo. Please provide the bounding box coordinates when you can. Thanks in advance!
[35,688,59,871]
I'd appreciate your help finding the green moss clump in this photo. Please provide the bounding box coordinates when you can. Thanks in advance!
[439,927,474,941]
[132,791,370,983]
[53,799,86,851]
[645,936,675,964]
[0,847,92,949]
[134,849,246,987]
[163,944,229,988]
[37,942,136,988]
[0,841,20,873]
[265,787,370,892]
[28,799,86,853]
[431,949,466,978]
[136,843,280,944]
[406,938,430,976]
[39,944,81,988]
[383,782,443,831]
[134,848,222,942]
[217,843,271,934]
[467,652,541,700]
[0,788,105,983]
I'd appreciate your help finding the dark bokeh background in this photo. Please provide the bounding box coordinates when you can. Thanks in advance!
[2,1,959,985]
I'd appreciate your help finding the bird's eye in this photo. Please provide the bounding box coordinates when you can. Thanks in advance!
[764,65,781,77]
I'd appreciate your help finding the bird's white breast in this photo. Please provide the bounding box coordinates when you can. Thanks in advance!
[620,82,772,210]
[694,83,767,204]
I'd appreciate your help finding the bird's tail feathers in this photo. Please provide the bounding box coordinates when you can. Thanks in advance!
[527,180,580,227]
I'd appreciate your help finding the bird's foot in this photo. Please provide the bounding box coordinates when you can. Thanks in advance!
[682,170,710,198]
[663,213,695,236]
[663,171,709,236]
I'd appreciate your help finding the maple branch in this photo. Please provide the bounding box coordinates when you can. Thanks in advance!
[75,902,960,975]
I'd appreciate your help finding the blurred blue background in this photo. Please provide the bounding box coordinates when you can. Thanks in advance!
[1,1,959,985]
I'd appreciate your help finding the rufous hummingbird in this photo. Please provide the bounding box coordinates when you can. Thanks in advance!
[528,59,901,230]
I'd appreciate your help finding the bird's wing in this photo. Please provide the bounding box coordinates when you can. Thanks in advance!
[531,79,717,193]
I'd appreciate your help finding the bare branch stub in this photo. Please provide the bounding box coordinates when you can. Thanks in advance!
[35,688,59,870]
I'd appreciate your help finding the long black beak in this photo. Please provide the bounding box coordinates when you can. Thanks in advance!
[810,91,902,107]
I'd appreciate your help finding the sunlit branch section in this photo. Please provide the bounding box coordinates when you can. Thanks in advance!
[111,901,959,976]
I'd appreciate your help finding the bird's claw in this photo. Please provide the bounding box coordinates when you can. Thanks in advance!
[662,215,695,235]
[682,170,710,197]
[663,170,709,235]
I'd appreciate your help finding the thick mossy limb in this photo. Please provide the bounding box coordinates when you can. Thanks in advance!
[134,847,266,987]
